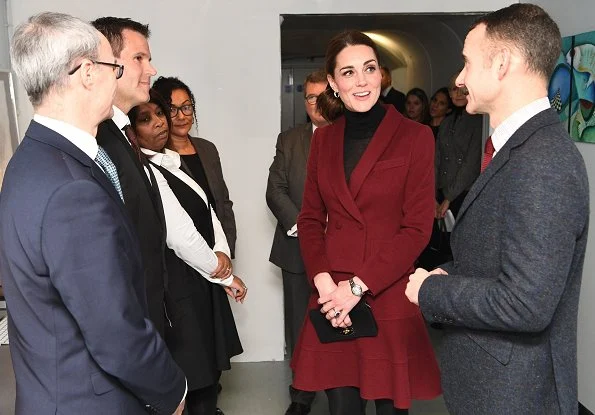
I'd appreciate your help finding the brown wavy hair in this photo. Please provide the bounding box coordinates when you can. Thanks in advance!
[317,30,380,122]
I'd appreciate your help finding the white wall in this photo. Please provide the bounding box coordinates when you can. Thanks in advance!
[0,0,10,70]
[7,0,515,362]
[532,1,595,410]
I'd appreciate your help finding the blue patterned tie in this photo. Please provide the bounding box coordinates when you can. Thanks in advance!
[95,146,124,202]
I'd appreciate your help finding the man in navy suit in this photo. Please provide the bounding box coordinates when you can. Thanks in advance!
[0,12,185,415]
[407,4,589,414]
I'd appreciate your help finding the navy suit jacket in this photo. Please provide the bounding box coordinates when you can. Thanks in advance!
[0,121,185,415]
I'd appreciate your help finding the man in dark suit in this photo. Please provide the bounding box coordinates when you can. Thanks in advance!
[90,17,169,335]
[406,5,589,415]
[0,12,185,414]
[267,70,329,415]
[380,66,406,113]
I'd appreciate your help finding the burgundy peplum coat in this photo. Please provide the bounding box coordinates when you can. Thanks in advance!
[291,105,442,408]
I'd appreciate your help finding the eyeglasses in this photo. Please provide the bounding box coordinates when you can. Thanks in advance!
[170,104,193,117]
[305,94,319,105]
[68,60,124,79]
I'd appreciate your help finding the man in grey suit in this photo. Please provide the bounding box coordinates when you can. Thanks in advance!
[267,70,329,415]
[406,4,589,415]
[0,13,185,414]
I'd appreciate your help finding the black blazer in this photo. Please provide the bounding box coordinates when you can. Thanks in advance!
[185,136,237,258]
[381,87,406,113]
[96,119,168,335]
[266,123,312,273]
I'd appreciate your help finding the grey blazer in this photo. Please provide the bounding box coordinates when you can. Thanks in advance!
[266,123,312,273]
[420,108,589,415]
[435,110,483,203]
[185,136,237,258]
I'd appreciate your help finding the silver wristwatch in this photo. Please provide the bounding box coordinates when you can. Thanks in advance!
[349,278,363,297]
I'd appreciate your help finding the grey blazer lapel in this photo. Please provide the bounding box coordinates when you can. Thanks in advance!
[456,108,558,224]
[301,123,312,164]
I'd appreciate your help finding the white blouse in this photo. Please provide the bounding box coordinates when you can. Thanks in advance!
[141,147,233,286]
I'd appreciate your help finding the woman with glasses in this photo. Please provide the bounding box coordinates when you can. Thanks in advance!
[129,89,245,415]
[152,76,237,261]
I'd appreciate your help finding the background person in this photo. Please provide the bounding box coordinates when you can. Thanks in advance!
[428,87,453,138]
[379,65,406,113]
[266,69,329,415]
[404,87,431,125]
[434,74,483,219]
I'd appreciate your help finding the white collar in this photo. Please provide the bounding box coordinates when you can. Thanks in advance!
[111,105,131,130]
[141,147,182,170]
[491,97,551,154]
[33,114,98,160]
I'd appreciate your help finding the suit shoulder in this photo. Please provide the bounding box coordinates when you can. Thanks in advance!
[278,123,310,142]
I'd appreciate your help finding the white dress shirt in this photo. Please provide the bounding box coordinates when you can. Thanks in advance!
[491,97,552,157]
[34,114,99,160]
[141,147,233,286]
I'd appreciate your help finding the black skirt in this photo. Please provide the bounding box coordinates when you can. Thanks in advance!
[164,251,243,390]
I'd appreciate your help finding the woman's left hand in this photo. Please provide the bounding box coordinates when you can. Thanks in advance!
[223,275,247,303]
[318,280,361,328]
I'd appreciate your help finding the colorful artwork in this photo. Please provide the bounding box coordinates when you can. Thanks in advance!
[548,30,595,143]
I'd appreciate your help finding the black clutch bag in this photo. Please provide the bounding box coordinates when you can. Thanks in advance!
[309,300,378,343]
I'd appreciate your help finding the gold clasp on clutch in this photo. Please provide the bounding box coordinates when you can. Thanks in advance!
[340,327,354,336]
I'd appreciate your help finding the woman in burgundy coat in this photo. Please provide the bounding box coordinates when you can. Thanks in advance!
[291,31,441,415]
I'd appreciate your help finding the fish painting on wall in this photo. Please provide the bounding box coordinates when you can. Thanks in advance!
[549,30,595,143]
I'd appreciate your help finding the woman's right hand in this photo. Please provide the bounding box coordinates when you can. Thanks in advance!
[313,272,337,298]
[313,272,351,328]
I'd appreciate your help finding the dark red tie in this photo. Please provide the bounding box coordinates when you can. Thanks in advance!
[481,136,494,173]
[122,124,141,160]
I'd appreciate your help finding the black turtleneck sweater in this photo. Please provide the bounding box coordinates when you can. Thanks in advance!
[343,103,386,182]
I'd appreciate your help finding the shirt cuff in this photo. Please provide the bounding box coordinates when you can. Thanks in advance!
[286,224,298,237]
[180,379,187,408]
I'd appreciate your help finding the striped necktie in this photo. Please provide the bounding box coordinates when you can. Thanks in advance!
[95,146,124,202]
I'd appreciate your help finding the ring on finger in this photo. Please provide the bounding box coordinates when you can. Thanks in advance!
[334,310,341,318]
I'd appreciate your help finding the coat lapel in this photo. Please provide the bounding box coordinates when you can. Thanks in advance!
[326,117,364,223]
[456,108,560,224]
[348,105,401,199]
[26,121,125,208]
[301,123,312,163]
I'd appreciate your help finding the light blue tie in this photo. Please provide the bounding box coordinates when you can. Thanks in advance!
[95,146,124,202]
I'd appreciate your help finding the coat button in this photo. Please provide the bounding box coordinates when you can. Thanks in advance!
[358,224,363,230]
[335,222,342,229]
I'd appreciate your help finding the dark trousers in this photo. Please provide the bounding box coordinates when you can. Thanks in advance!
[186,376,220,415]
[326,387,409,415]
[282,269,316,407]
